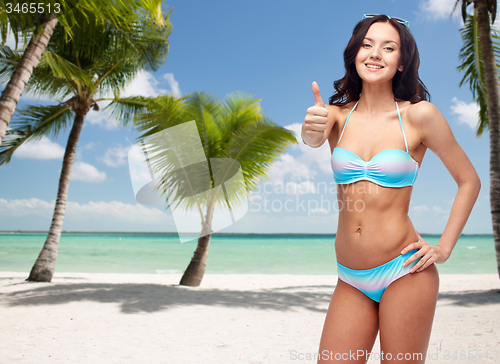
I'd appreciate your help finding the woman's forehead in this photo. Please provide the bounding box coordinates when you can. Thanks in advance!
[365,22,400,42]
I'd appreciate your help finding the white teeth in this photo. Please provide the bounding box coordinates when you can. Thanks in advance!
[366,64,383,69]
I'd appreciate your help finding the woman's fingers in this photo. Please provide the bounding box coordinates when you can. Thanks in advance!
[412,251,435,273]
[401,239,422,255]
[312,81,325,107]
[402,248,422,267]
[306,105,328,116]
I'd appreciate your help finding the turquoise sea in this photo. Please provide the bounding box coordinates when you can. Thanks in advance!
[0,233,497,275]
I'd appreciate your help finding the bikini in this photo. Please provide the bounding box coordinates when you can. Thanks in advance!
[331,100,419,187]
[331,100,421,302]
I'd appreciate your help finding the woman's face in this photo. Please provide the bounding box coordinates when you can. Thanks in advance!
[355,22,403,85]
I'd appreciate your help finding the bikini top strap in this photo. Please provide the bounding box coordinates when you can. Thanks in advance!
[337,100,359,144]
[395,100,409,153]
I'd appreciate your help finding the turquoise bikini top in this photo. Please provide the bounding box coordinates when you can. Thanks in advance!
[330,100,419,188]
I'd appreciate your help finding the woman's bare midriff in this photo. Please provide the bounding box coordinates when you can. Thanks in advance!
[334,180,419,269]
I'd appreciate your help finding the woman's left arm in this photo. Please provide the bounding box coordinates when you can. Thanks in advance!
[402,101,481,273]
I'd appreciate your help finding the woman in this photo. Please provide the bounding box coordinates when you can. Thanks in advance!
[301,15,481,363]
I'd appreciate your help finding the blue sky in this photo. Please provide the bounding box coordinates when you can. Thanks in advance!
[0,0,493,234]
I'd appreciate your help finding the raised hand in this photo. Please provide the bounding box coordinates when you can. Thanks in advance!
[303,81,329,147]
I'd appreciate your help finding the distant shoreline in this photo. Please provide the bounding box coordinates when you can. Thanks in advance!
[0,230,493,237]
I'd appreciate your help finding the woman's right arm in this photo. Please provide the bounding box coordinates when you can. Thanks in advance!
[301,82,337,148]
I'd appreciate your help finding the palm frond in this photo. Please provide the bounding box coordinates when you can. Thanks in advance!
[457,12,500,135]
[25,59,74,100]
[182,91,222,160]
[40,50,93,87]
[102,9,172,72]
[134,94,189,137]
[219,117,297,191]
[216,92,263,144]
[0,0,43,47]
[0,103,73,164]
[93,60,140,97]
[99,96,150,127]
[0,44,23,84]
[77,0,167,31]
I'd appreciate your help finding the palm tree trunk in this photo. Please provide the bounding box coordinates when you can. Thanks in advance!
[179,203,215,287]
[475,0,500,278]
[26,109,86,282]
[0,13,58,146]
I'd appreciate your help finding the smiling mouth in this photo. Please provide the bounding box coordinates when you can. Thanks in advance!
[366,64,384,69]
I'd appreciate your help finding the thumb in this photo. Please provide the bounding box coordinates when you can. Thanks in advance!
[312,81,324,107]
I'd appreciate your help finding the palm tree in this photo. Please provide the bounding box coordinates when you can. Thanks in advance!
[0,8,171,282]
[456,0,500,277]
[125,92,297,286]
[0,0,167,147]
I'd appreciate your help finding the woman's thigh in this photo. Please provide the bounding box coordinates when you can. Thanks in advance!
[318,279,379,364]
[379,264,439,363]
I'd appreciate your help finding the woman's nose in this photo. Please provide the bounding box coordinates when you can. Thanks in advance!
[369,48,381,59]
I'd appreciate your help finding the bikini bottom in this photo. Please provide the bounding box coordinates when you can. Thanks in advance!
[336,247,421,303]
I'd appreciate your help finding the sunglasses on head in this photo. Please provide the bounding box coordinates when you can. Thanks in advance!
[362,14,410,29]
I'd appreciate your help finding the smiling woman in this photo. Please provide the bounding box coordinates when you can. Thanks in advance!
[301,14,481,364]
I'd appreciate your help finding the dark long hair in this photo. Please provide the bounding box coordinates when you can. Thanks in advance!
[329,15,430,106]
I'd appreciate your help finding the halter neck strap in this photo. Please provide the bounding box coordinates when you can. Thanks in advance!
[395,101,409,153]
[337,100,359,144]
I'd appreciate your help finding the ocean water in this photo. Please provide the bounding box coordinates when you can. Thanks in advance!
[0,233,497,275]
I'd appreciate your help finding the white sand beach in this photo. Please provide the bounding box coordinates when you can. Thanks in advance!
[0,272,498,364]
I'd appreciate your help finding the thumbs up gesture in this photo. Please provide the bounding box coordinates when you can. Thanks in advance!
[302,82,329,147]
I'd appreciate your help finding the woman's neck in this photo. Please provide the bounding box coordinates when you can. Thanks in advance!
[358,82,396,114]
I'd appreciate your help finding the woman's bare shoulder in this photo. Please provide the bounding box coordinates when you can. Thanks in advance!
[406,100,441,125]
[325,101,357,123]
[324,103,341,113]
[406,100,454,149]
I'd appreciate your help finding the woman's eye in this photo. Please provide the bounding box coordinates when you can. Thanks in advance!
[384,47,394,51]
[362,44,371,48]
